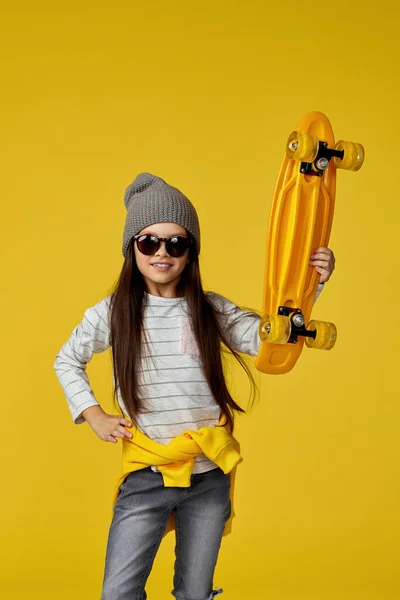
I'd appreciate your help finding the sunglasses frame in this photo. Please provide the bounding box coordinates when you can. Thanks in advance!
[133,234,191,257]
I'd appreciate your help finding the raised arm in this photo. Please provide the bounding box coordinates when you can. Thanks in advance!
[206,283,325,357]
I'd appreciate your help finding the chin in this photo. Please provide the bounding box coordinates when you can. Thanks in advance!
[145,270,179,283]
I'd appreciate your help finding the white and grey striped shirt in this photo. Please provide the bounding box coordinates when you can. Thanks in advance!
[54,286,323,474]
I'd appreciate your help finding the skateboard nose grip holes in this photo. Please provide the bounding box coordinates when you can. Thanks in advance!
[259,314,291,344]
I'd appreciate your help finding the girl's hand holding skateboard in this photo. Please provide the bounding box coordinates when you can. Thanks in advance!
[309,247,335,284]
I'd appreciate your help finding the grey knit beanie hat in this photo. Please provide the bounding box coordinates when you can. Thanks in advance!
[122,173,201,257]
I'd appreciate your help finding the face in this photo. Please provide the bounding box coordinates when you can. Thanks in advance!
[133,222,190,296]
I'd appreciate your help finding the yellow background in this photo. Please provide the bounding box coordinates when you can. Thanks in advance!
[1,1,399,598]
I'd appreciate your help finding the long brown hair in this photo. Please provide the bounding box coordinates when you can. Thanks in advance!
[108,232,259,434]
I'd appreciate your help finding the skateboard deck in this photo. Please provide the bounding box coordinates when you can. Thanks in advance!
[255,111,364,375]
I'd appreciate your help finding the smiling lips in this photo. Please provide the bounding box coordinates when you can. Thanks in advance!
[152,263,172,271]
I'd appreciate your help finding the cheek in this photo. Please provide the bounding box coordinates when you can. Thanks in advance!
[134,247,149,274]
[175,257,188,275]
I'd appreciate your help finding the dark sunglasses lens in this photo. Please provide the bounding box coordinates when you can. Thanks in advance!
[136,235,160,255]
[165,236,190,257]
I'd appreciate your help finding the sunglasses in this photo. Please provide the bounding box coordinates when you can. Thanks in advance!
[134,234,191,258]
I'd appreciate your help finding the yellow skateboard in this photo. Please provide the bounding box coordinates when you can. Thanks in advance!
[255,111,364,375]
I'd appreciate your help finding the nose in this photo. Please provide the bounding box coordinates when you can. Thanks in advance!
[154,240,169,257]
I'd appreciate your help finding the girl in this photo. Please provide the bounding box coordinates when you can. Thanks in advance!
[54,173,335,600]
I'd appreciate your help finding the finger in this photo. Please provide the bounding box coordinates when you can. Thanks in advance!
[119,425,133,439]
[310,252,333,262]
[309,259,330,268]
[121,418,133,427]
[107,435,118,443]
[112,429,126,439]
[313,247,332,255]
[313,253,332,265]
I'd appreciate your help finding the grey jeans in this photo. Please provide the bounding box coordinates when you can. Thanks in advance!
[100,465,232,600]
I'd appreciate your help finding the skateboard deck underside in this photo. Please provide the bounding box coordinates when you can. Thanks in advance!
[255,112,336,374]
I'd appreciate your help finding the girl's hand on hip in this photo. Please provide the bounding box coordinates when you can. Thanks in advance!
[309,247,336,284]
[82,406,133,443]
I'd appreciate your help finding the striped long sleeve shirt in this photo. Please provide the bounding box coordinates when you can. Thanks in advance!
[54,285,324,474]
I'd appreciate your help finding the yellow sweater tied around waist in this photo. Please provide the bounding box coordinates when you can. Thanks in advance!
[112,414,243,538]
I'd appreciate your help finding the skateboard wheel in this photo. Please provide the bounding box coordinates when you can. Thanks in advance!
[286,131,319,163]
[305,320,337,350]
[259,314,291,344]
[333,140,365,171]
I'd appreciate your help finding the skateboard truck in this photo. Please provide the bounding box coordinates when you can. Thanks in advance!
[277,306,317,344]
[299,142,344,177]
